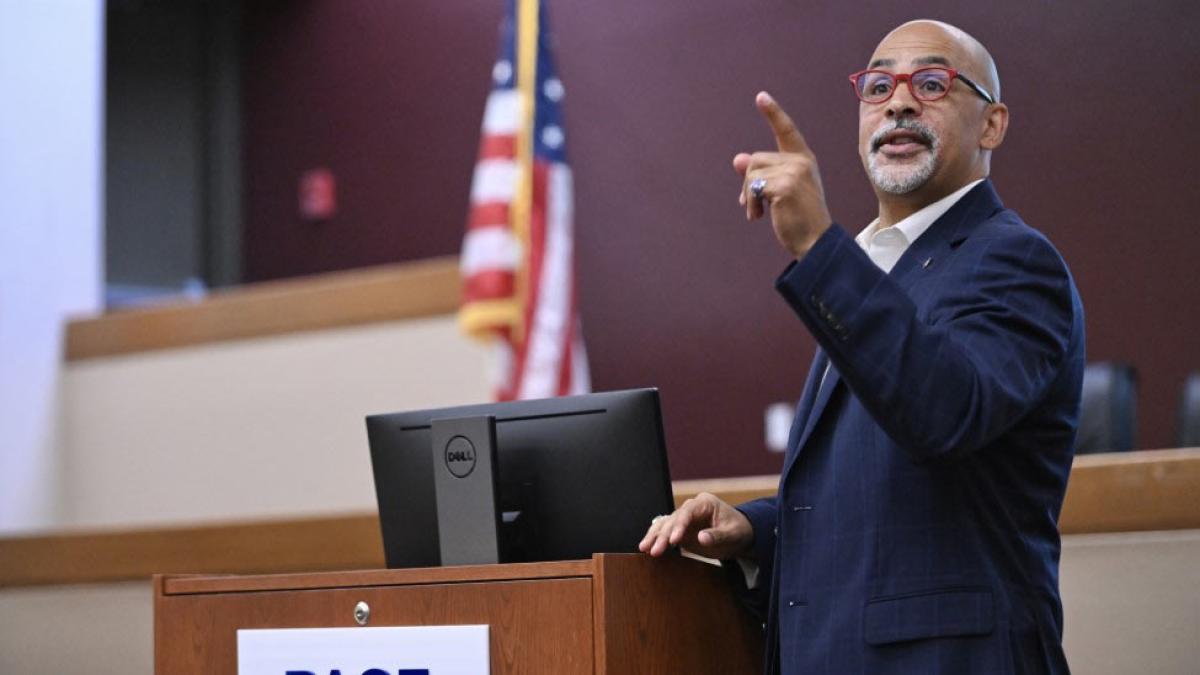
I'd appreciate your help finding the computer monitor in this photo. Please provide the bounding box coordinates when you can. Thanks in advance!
[366,388,674,568]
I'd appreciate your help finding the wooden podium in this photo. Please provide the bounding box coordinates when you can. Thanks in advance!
[155,553,764,674]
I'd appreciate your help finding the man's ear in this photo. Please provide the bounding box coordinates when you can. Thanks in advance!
[980,103,1009,150]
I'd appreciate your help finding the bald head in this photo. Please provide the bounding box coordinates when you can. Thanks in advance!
[872,20,1000,102]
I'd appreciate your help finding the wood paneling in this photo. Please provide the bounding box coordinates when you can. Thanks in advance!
[65,256,460,360]
[155,573,595,675]
[0,514,385,587]
[672,474,778,508]
[155,554,760,675]
[593,553,762,674]
[1060,448,1200,534]
[5,449,1199,588]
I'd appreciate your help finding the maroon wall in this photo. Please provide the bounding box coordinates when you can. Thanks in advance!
[243,0,1200,478]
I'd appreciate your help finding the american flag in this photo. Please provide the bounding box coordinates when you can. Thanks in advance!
[459,0,590,401]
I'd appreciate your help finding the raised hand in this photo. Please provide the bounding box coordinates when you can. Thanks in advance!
[734,91,833,258]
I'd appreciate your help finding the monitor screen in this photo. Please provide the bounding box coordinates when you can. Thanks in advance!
[366,388,674,568]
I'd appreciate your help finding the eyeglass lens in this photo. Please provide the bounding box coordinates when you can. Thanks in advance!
[857,69,953,103]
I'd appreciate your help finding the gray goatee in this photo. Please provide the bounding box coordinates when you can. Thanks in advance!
[867,119,938,195]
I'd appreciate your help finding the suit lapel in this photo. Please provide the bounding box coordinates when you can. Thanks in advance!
[787,349,827,446]
[779,180,1005,481]
[779,348,827,479]
[783,358,841,479]
[890,179,1005,283]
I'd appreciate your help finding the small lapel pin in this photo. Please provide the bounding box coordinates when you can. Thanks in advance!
[922,257,933,269]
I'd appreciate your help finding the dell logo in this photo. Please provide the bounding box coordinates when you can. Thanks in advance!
[444,435,477,478]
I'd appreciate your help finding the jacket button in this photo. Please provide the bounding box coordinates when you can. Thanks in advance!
[773,526,779,537]
[787,600,798,607]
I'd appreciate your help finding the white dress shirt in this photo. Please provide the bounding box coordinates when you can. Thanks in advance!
[854,178,984,272]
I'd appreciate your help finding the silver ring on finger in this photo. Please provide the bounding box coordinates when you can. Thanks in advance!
[749,177,767,200]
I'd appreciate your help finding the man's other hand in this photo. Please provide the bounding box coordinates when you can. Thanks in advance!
[734,91,833,259]
[638,492,754,560]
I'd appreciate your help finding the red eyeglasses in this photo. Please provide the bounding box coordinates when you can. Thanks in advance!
[849,67,995,105]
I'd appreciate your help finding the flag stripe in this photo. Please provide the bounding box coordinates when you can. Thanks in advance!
[570,329,590,395]
[558,295,576,395]
[469,202,511,230]
[462,227,521,276]
[463,270,516,301]
[482,90,520,135]
[518,163,568,399]
[478,134,517,161]
[469,160,518,204]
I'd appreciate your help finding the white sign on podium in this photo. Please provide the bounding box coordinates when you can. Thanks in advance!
[237,624,490,675]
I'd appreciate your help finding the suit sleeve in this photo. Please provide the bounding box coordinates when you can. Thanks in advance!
[775,221,1077,462]
[721,496,778,620]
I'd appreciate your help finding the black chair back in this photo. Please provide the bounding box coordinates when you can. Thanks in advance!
[1075,362,1137,454]
[1177,372,1200,448]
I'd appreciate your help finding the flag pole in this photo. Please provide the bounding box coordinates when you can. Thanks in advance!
[509,0,539,346]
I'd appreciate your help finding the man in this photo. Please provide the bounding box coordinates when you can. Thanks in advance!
[640,20,1083,674]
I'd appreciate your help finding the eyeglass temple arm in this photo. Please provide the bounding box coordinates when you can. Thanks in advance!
[955,73,995,104]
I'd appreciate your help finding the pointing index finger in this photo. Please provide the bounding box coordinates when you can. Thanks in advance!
[757,91,809,154]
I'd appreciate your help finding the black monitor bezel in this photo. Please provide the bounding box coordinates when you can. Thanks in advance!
[366,388,674,568]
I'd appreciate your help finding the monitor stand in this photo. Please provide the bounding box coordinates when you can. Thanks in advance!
[430,415,501,566]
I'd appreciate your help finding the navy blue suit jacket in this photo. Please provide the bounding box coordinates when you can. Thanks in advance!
[736,181,1085,674]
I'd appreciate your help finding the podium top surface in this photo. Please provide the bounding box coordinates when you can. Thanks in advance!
[159,555,611,596]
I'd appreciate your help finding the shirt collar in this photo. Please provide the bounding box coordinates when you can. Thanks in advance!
[856,178,986,248]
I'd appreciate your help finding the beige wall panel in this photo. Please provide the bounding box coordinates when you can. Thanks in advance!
[1060,530,1200,674]
[0,582,151,675]
[58,317,490,528]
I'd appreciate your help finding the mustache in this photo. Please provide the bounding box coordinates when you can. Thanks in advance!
[870,119,937,152]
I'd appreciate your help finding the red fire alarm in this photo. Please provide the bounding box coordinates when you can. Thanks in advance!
[299,167,337,221]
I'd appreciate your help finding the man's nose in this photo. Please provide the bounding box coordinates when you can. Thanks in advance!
[886,83,922,118]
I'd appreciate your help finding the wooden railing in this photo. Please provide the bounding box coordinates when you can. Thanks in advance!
[3,448,1197,587]
[65,256,460,361]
